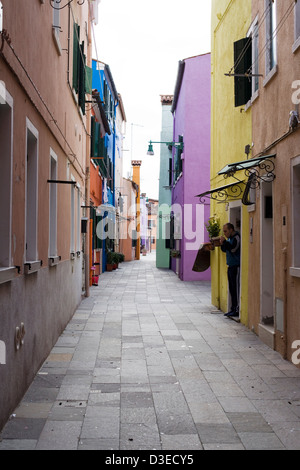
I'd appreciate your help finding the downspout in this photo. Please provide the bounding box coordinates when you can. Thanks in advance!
[85,164,90,297]
[113,98,119,208]
[282,246,288,359]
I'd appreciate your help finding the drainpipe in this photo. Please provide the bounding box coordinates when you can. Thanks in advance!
[282,246,288,359]
[85,167,90,298]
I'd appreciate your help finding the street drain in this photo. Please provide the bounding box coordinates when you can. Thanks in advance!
[56,400,86,407]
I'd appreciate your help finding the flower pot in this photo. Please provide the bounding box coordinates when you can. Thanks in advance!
[92,275,99,286]
[106,264,113,272]
[211,237,222,247]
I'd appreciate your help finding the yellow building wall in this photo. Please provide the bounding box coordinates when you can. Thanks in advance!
[210,0,252,325]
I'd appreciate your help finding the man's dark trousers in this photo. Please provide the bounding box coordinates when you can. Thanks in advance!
[228,265,239,313]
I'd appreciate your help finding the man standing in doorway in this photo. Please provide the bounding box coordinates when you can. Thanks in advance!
[220,223,240,317]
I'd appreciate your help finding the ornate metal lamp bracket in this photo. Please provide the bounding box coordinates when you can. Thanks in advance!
[222,158,276,186]
[198,184,243,204]
[50,0,86,10]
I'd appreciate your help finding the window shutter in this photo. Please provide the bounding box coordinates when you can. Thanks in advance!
[90,116,95,159]
[85,66,93,95]
[234,37,252,107]
[94,122,100,163]
[95,215,102,249]
[169,158,172,186]
[78,41,86,115]
[169,216,175,250]
[72,23,80,93]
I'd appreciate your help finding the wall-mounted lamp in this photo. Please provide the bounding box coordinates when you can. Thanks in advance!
[147,140,184,156]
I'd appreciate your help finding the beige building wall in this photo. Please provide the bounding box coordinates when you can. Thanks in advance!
[0,0,93,430]
[249,0,300,362]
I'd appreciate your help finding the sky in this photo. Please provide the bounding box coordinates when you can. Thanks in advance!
[92,0,212,200]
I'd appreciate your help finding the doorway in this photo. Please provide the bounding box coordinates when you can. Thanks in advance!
[260,181,274,326]
[228,202,242,318]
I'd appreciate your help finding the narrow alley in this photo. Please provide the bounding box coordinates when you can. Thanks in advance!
[1,253,300,451]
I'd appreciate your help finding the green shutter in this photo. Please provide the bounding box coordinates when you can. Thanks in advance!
[78,41,86,115]
[90,116,95,159]
[85,66,93,95]
[72,23,80,93]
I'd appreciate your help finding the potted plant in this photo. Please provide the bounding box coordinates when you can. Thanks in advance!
[112,252,118,270]
[141,245,147,256]
[170,249,181,258]
[106,251,115,271]
[205,216,221,247]
[115,253,125,264]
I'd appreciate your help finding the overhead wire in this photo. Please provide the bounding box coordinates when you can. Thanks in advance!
[228,0,296,78]
[0,30,87,180]
[228,0,271,75]
[249,0,296,76]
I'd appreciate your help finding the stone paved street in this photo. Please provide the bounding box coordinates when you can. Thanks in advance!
[1,253,300,450]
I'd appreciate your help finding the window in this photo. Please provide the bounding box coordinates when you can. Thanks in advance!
[296,0,300,39]
[174,135,183,181]
[0,2,3,32]
[90,116,108,177]
[169,158,172,187]
[52,0,62,55]
[70,175,75,253]
[73,22,86,114]
[247,16,259,99]
[0,87,13,270]
[265,0,277,76]
[25,119,39,263]
[76,186,81,253]
[49,149,57,258]
[233,37,252,107]
[291,156,300,276]
[72,22,90,115]
[293,0,300,52]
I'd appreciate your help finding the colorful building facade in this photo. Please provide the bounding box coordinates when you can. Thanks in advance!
[207,0,252,324]
[248,0,300,361]
[156,95,173,269]
[171,54,211,281]
[91,60,125,272]
[0,0,95,430]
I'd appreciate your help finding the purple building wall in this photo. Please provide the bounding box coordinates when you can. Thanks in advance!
[171,54,211,281]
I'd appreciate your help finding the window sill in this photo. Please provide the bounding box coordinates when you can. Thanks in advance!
[24,260,42,274]
[173,172,183,187]
[0,267,18,285]
[247,204,256,212]
[290,267,300,278]
[48,256,61,267]
[70,251,81,260]
[263,65,278,88]
[292,36,300,54]
[52,27,62,56]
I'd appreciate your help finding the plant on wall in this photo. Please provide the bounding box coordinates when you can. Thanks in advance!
[205,216,221,239]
